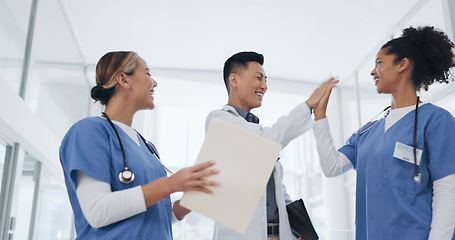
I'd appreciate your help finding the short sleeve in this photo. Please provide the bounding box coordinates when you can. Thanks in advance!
[59,118,112,191]
[338,121,378,169]
[425,110,455,181]
[338,132,359,169]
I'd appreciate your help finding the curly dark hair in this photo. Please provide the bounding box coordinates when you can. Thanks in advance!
[381,26,455,91]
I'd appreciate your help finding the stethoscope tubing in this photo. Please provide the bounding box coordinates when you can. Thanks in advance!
[102,112,173,184]
[356,97,421,184]
[102,112,128,171]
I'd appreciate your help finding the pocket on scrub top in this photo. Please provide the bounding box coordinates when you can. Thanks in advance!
[381,156,417,195]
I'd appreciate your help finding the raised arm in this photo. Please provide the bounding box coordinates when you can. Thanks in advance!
[313,80,353,177]
[306,77,339,111]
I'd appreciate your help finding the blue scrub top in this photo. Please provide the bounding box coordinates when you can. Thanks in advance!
[60,117,173,240]
[339,104,455,240]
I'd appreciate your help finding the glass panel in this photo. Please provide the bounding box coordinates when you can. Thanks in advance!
[13,152,36,240]
[27,65,90,140]
[26,0,90,140]
[33,165,73,240]
[0,0,32,93]
[13,152,73,240]
[0,142,6,196]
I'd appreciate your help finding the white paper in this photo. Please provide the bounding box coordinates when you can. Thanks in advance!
[180,117,282,235]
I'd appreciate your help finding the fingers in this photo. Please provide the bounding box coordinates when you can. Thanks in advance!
[324,79,336,102]
[313,78,338,120]
[315,90,331,111]
[193,178,219,186]
[190,160,215,172]
[324,76,336,84]
[316,77,338,100]
[314,87,333,120]
[330,78,340,87]
[189,168,219,189]
[181,179,218,194]
[323,77,339,90]
[189,179,219,189]
[192,166,219,179]
[306,77,339,109]
[172,161,219,193]
[321,84,334,103]
[188,161,219,181]
[189,186,214,194]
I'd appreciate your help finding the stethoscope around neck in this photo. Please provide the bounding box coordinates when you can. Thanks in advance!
[357,96,421,184]
[102,112,174,184]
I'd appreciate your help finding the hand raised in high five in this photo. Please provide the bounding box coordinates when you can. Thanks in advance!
[305,77,339,110]
[314,79,337,120]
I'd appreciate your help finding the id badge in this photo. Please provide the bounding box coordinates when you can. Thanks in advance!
[393,142,422,166]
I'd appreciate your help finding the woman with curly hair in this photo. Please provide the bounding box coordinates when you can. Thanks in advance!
[313,26,455,239]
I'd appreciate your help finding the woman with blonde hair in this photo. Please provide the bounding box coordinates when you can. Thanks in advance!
[60,51,218,239]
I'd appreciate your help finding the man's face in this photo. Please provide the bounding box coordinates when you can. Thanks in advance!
[231,61,267,112]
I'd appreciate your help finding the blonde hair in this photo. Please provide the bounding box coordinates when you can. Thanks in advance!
[91,51,138,105]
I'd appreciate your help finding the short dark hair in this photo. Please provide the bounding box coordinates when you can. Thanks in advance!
[223,51,264,93]
[381,26,455,91]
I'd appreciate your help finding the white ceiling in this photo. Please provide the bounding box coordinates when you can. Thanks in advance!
[18,0,445,95]
[56,0,446,84]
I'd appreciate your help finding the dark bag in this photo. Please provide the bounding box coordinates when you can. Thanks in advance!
[286,199,319,240]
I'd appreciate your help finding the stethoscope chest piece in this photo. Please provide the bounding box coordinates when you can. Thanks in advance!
[119,169,135,184]
[102,112,172,184]
[414,173,421,185]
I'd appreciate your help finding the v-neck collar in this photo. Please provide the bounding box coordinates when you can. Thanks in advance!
[99,116,141,146]
[384,103,427,133]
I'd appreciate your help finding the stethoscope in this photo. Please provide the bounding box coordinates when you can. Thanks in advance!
[357,96,421,184]
[102,112,174,184]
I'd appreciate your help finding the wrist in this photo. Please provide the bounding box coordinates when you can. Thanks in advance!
[305,102,313,113]
[305,100,315,111]
[161,176,176,194]
[314,109,327,120]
